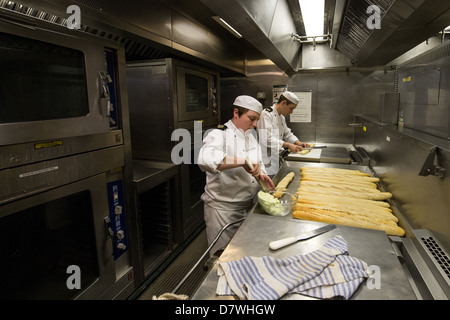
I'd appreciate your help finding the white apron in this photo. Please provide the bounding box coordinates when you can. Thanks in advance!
[198,120,265,254]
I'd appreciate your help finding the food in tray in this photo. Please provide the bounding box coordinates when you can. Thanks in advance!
[293,167,405,236]
[273,172,295,198]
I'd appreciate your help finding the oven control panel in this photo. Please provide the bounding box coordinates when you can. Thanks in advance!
[106,179,128,260]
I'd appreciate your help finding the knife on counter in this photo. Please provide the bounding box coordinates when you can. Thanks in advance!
[269,224,336,250]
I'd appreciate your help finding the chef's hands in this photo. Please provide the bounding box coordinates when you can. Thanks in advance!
[286,143,302,153]
[243,161,275,190]
[243,160,260,176]
[286,141,311,153]
[260,174,275,190]
[298,142,311,148]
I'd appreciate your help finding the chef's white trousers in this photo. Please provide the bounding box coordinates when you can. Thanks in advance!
[203,203,249,257]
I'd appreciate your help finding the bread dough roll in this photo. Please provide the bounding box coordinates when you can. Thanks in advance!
[294,166,404,236]
[293,209,405,236]
[299,143,315,155]
[273,172,295,198]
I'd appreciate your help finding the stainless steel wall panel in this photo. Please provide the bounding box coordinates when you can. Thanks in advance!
[354,115,450,253]
[221,66,395,144]
[397,41,450,140]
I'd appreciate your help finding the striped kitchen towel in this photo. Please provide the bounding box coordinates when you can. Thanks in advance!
[216,236,369,300]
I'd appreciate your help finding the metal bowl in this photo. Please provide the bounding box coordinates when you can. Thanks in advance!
[257,191,298,216]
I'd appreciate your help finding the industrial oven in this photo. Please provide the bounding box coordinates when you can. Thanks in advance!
[126,58,220,272]
[0,8,135,299]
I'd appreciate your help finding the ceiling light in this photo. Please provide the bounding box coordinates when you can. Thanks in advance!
[299,0,325,40]
[212,16,243,38]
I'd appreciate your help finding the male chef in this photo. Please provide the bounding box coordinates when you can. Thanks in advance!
[257,91,310,176]
[198,95,274,256]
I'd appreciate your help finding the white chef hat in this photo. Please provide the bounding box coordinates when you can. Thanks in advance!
[281,91,300,105]
[233,95,263,114]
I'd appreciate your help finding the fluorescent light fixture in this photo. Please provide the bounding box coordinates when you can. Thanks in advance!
[212,16,243,38]
[299,0,325,40]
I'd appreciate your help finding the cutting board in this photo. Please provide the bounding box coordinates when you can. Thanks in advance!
[288,148,322,160]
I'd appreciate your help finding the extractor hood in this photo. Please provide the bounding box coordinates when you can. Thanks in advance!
[202,0,450,70]
[4,0,450,74]
[336,0,450,67]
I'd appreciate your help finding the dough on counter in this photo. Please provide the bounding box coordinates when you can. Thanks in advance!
[299,143,315,155]
[295,166,404,236]
[273,172,295,198]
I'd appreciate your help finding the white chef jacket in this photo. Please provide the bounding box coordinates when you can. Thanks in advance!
[198,119,268,253]
[198,119,267,210]
[257,105,299,175]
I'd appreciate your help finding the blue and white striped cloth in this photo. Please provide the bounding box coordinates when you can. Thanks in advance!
[216,236,369,300]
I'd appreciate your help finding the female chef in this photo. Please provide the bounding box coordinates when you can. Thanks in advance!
[198,95,275,256]
[257,91,310,177]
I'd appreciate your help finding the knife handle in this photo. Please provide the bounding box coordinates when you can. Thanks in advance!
[269,237,297,250]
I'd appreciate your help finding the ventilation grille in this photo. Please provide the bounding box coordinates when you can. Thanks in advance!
[421,236,450,281]
[337,0,395,62]
[414,229,450,288]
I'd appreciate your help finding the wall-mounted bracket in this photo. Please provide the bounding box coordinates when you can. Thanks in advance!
[419,146,446,180]
[291,33,332,50]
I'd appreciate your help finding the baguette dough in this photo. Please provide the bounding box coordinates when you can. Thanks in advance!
[273,172,295,198]
[295,166,405,236]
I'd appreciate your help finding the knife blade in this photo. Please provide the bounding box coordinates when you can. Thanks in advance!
[302,145,327,150]
[269,224,336,250]
[245,157,270,192]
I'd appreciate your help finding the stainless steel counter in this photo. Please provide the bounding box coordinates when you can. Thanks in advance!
[191,213,417,300]
[191,161,418,300]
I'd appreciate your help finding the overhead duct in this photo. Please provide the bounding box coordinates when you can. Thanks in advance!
[336,0,450,67]
[201,0,301,75]
[3,0,248,75]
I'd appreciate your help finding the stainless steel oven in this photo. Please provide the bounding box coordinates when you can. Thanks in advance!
[0,136,134,299]
[0,11,117,147]
[126,58,220,242]
[176,65,218,122]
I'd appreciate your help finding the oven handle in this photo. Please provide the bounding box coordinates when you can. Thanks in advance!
[104,216,116,240]
[0,184,52,206]
[98,71,112,117]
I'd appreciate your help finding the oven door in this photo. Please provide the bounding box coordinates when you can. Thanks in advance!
[179,137,206,239]
[0,18,111,146]
[176,66,217,122]
[0,173,115,300]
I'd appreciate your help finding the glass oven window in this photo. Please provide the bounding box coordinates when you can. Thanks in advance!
[0,32,89,123]
[184,73,209,112]
[0,191,99,299]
